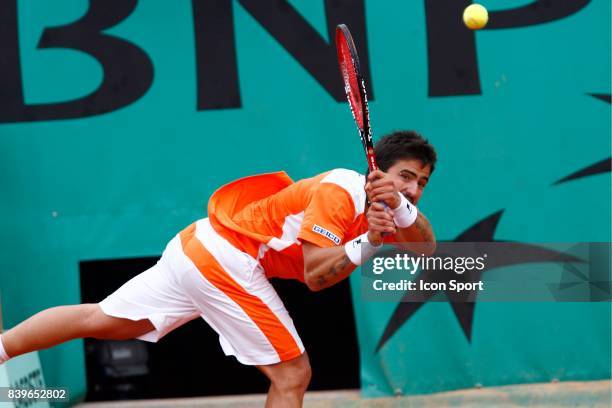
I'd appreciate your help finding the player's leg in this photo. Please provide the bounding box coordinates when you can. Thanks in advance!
[178,220,308,406]
[1,237,200,364]
[257,352,311,408]
[1,304,154,357]
[0,304,154,360]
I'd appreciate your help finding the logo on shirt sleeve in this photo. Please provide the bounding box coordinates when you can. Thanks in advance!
[312,224,341,245]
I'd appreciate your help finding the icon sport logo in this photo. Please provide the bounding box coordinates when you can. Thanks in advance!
[312,224,341,245]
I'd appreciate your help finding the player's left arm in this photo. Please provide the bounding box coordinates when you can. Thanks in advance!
[394,212,436,255]
[366,171,436,255]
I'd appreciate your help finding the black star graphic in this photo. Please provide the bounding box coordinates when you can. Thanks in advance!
[550,244,611,302]
[553,95,611,184]
[587,93,611,104]
[375,210,583,352]
[553,157,611,186]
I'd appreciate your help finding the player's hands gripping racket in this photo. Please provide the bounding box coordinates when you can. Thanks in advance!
[335,24,378,172]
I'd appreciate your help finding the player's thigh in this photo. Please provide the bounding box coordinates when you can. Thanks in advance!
[87,304,155,340]
[98,247,201,342]
[180,253,304,365]
[179,219,305,365]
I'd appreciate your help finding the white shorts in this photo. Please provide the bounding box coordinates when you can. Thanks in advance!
[99,218,305,366]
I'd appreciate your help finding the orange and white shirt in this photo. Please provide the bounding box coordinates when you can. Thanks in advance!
[100,169,376,364]
[207,169,371,281]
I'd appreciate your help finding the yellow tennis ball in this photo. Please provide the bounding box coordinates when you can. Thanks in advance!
[463,4,488,30]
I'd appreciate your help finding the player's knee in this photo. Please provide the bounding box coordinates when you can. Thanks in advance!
[271,356,311,393]
[296,361,312,391]
[81,304,109,337]
[83,304,128,340]
[86,304,154,340]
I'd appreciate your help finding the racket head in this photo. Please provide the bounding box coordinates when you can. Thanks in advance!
[335,24,378,171]
[335,24,365,131]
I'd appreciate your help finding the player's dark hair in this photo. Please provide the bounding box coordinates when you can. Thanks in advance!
[374,130,437,173]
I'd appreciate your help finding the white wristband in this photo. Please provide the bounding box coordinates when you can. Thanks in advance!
[392,194,418,228]
[0,335,11,364]
[344,232,382,266]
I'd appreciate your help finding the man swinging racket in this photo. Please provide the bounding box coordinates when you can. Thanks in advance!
[2,24,438,407]
[0,130,437,407]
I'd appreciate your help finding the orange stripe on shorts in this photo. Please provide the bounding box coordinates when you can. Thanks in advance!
[179,223,302,362]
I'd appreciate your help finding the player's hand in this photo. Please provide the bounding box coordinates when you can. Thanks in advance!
[366,202,395,246]
[365,170,401,209]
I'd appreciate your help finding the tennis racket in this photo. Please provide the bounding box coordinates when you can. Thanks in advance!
[335,24,378,172]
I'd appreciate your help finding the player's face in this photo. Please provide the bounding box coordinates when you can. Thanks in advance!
[385,158,432,205]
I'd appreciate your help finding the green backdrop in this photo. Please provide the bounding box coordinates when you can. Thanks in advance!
[0,0,610,403]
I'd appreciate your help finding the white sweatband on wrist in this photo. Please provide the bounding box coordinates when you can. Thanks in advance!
[0,335,11,364]
[344,232,382,266]
[392,194,418,228]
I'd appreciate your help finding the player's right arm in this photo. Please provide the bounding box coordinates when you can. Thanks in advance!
[302,202,394,291]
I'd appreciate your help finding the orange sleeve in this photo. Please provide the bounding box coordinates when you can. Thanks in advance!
[298,183,356,248]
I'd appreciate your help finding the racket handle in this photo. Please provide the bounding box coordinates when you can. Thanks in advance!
[366,148,378,172]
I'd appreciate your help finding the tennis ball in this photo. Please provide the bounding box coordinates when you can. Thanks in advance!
[463,4,488,30]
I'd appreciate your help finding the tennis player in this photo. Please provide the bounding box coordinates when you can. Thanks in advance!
[0,130,436,407]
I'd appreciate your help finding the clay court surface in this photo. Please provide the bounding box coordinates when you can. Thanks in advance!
[76,379,611,407]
